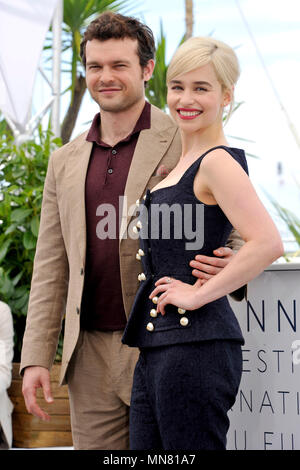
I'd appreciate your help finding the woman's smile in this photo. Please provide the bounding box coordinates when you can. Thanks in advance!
[177,108,203,120]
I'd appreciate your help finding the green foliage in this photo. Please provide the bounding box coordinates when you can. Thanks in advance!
[146,23,185,111]
[0,129,62,360]
[269,196,300,259]
[146,22,168,111]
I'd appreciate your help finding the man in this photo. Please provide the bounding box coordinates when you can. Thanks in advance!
[21,12,245,450]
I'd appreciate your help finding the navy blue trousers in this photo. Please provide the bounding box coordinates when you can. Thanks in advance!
[129,340,242,450]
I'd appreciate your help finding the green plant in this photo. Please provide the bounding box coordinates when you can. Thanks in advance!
[268,195,300,260]
[0,127,62,361]
[145,23,186,111]
[146,21,168,111]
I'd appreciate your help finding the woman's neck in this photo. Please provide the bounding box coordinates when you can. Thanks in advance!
[180,126,228,160]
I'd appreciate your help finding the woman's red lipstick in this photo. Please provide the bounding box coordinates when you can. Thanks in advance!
[177,108,202,120]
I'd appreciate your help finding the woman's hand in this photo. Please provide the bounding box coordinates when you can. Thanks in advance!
[149,277,203,315]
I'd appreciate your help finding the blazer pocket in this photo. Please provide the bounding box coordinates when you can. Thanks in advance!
[153,321,192,332]
[151,305,192,332]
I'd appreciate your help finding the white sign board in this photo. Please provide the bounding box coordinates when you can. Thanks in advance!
[227,263,300,450]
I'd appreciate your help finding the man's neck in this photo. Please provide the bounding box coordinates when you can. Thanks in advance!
[99,99,146,147]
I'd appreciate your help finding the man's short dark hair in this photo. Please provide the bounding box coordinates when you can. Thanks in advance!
[80,11,156,69]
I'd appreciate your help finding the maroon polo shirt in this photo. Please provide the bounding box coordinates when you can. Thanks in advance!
[80,101,151,331]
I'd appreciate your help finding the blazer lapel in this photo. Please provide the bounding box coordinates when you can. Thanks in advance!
[65,133,92,265]
[63,107,177,257]
[120,106,177,242]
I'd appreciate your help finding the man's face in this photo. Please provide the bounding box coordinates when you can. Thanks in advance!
[85,38,154,113]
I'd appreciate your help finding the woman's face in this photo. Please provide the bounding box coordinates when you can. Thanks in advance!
[167,62,231,134]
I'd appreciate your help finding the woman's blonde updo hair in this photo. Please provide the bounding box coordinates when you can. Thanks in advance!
[167,36,240,120]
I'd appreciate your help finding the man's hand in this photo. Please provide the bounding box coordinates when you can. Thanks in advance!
[22,366,54,421]
[190,247,235,284]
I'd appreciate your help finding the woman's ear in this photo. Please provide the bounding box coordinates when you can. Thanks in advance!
[223,86,234,107]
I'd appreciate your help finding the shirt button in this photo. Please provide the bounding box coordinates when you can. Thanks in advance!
[108,168,113,174]
[111,149,117,155]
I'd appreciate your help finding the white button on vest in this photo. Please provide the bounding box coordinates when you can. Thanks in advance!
[180,317,189,326]
[146,322,154,331]
[138,249,145,256]
[178,308,186,315]
[150,309,157,318]
[152,296,158,304]
[138,273,146,281]
[136,253,141,260]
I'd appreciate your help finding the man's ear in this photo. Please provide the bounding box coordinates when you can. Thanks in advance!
[143,59,155,82]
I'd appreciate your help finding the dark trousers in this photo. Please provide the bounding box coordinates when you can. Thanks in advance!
[129,340,242,450]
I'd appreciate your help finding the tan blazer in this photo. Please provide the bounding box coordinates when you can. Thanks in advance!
[20,105,244,385]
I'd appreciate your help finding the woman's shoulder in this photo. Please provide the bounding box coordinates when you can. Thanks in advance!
[200,146,248,174]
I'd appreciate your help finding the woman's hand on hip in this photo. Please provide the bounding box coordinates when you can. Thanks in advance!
[149,277,203,315]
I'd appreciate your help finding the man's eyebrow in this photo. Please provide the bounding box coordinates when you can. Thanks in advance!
[111,59,131,64]
[86,61,100,66]
[86,59,131,66]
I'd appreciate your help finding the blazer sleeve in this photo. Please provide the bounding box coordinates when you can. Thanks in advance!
[20,152,69,375]
[226,228,247,302]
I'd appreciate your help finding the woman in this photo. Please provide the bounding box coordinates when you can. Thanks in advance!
[122,36,283,450]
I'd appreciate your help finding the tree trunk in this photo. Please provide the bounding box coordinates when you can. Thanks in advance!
[185,0,194,40]
[61,74,87,145]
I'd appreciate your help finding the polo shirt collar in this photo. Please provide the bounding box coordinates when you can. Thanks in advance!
[86,101,151,147]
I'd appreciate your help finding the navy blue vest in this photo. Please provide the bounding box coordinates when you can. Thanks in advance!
[122,146,248,348]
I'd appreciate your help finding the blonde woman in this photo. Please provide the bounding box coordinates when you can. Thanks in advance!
[122,36,283,450]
